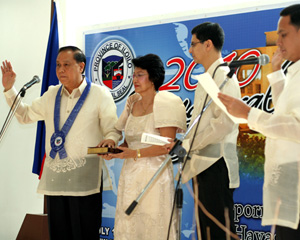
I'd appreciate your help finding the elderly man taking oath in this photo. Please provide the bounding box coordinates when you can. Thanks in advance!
[2,46,121,240]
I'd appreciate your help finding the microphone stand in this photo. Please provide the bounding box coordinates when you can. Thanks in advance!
[0,88,26,144]
[125,68,236,240]
[172,140,186,240]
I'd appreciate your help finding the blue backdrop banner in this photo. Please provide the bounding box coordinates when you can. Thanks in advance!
[84,6,282,240]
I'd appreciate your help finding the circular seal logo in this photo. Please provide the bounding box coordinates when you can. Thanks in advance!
[54,136,63,147]
[91,38,135,102]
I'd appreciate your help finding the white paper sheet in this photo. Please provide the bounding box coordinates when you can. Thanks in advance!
[193,72,248,124]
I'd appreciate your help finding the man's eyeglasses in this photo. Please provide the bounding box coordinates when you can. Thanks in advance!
[190,41,202,47]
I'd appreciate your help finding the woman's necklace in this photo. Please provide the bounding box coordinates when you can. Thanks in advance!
[141,101,153,115]
[140,91,156,115]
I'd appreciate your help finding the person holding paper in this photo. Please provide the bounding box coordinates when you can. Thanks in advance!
[2,46,121,240]
[181,22,241,240]
[102,54,186,239]
[219,4,300,239]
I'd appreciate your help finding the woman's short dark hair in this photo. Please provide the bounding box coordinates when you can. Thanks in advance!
[58,46,86,74]
[132,54,165,91]
[280,4,300,29]
[191,22,224,52]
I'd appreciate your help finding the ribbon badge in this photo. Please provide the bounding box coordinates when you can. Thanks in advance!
[50,131,67,159]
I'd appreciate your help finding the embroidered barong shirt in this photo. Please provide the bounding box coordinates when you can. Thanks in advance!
[248,60,300,229]
[181,58,241,189]
[4,80,121,196]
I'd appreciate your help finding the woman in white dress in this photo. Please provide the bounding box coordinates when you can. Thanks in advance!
[104,54,187,240]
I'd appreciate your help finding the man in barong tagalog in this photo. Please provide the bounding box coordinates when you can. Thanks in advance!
[1,46,121,240]
[219,4,300,240]
[164,22,241,240]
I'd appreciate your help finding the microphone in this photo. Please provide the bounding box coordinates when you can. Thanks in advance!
[221,54,270,68]
[21,75,41,91]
